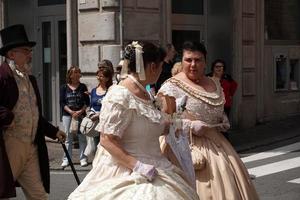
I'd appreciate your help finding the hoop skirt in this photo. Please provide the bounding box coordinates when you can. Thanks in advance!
[68,85,199,200]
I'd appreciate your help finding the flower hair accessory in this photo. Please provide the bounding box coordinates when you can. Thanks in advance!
[120,41,146,80]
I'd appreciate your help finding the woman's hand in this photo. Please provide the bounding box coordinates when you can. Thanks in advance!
[190,120,209,136]
[90,114,99,121]
[72,111,82,118]
[157,94,176,114]
[216,113,230,132]
[133,161,157,181]
[72,108,86,118]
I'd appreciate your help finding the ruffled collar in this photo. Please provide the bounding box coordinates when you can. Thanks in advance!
[165,77,225,106]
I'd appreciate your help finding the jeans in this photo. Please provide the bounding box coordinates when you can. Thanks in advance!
[62,115,87,162]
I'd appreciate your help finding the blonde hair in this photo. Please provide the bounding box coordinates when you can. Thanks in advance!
[171,62,182,76]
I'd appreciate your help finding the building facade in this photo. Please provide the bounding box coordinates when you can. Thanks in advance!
[1,0,299,128]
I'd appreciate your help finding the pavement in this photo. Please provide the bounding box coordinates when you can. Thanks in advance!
[47,115,300,171]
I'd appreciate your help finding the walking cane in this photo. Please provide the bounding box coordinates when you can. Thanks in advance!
[59,141,81,185]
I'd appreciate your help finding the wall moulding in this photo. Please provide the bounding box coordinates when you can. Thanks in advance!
[79,0,99,11]
[242,71,257,96]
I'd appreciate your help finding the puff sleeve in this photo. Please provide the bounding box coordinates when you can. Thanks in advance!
[97,101,132,138]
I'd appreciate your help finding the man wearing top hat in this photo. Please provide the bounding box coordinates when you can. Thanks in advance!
[0,24,66,199]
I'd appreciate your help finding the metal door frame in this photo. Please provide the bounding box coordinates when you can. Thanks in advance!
[37,15,66,125]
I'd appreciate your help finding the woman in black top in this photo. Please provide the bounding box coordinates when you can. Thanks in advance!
[60,66,90,167]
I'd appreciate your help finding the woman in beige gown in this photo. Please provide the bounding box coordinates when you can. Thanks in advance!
[158,41,259,200]
[68,41,199,200]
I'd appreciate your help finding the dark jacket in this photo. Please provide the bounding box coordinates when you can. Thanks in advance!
[0,62,58,198]
[154,61,174,93]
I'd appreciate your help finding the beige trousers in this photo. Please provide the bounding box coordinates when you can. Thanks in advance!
[3,136,48,200]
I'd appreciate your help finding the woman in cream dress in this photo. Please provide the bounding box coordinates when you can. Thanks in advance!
[68,41,199,200]
[158,41,259,200]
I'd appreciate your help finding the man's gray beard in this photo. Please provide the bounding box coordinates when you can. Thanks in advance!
[23,62,32,74]
[8,59,32,74]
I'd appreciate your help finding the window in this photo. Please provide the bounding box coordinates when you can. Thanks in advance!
[38,0,65,6]
[265,0,300,41]
[275,54,300,91]
[172,0,204,15]
[275,55,288,90]
[289,59,300,90]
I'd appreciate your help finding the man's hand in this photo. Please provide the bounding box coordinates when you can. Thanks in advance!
[56,130,66,142]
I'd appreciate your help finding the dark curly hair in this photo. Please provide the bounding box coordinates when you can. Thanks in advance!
[211,59,226,72]
[182,41,207,60]
[123,41,166,73]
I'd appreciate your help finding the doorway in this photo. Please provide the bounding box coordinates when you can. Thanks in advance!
[37,16,67,125]
[171,0,207,57]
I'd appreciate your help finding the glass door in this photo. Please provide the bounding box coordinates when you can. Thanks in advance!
[171,0,206,58]
[37,16,67,125]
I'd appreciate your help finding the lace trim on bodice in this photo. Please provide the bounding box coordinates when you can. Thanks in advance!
[103,85,165,124]
[161,77,225,106]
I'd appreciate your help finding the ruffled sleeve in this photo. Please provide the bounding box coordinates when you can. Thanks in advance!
[96,86,133,138]
[97,101,132,138]
[158,79,181,99]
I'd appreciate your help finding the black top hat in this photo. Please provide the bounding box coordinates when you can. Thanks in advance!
[0,24,36,56]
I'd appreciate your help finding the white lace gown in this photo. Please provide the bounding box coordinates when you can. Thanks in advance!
[68,85,199,200]
[159,77,259,200]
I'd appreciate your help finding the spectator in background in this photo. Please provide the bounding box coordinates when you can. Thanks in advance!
[115,60,123,84]
[207,59,238,140]
[171,62,183,76]
[99,60,114,84]
[60,66,90,168]
[153,43,177,93]
[88,60,114,150]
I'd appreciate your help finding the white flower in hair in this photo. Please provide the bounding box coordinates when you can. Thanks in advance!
[131,41,146,80]
[131,41,143,51]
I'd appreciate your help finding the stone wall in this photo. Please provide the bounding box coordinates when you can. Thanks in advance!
[232,0,259,128]
[78,0,163,90]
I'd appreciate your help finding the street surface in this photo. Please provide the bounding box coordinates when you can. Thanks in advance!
[241,137,300,200]
[12,137,300,200]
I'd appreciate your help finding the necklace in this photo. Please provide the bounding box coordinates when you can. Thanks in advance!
[127,75,149,98]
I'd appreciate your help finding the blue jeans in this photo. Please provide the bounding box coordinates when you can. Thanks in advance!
[62,115,87,162]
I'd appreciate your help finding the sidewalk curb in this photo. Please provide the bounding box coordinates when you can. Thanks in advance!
[50,167,92,172]
[234,133,300,153]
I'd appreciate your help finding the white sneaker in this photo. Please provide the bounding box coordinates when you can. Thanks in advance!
[61,160,69,168]
[80,159,88,167]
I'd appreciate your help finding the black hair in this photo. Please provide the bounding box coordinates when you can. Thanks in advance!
[165,43,174,52]
[209,59,234,81]
[123,41,166,73]
[182,41,207,60]
[211,59,227,72]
